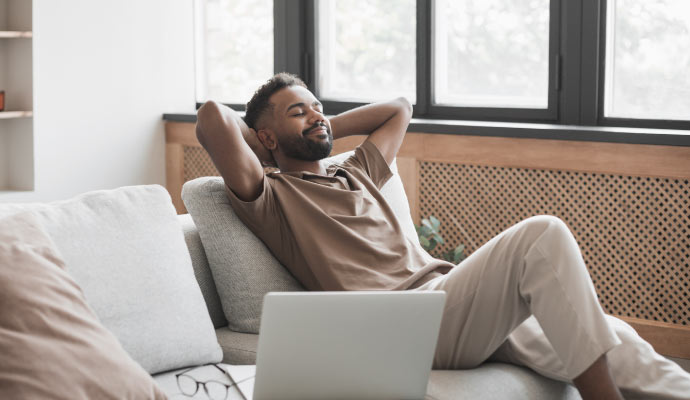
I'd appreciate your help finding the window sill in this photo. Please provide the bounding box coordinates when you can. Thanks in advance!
[162,114,690,147]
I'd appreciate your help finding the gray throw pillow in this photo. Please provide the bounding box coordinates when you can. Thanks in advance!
[0,185,223,374]
[182,177,305,333]
[183,152,421,334]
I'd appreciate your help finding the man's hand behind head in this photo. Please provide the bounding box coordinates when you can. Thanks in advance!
[195,100,267,202]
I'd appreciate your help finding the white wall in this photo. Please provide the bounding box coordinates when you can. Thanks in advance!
[0,0,196,202]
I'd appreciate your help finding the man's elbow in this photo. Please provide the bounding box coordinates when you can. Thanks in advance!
[395,97,413,116]
[197,100,220,123]
[196,101,221,143]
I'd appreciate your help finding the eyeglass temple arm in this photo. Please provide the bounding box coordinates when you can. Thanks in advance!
[213,364,248,400]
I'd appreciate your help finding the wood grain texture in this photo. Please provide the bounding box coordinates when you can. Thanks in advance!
[333,132,690,179]
[617,316,690,359]
[166,122,201,148]
[332,135,366,154]
[412,133,690,179]
[165,142,185,214]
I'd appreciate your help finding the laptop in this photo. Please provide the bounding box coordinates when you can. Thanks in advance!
[251,291,446,400]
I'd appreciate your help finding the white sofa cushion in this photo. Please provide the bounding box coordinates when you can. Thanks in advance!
[0,185,222,374]
[182,152,422,334]
[328,152,420,247]
[152,361,581,400]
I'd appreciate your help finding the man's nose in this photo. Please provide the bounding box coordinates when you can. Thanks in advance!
[307,110,325,125]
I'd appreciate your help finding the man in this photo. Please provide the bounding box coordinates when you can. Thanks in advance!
[196,73,690,400]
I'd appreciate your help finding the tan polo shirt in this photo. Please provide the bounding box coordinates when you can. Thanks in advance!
[225,140,454,291]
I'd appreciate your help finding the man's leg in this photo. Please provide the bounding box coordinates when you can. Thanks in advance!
[489,315,690,399]
[574,354,623,400]
[414,215,620,380]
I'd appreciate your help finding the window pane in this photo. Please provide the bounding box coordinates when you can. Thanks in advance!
[195,0,273,104]
[604,0,690,120]
[434,0,550,108]
[317,0,416,102]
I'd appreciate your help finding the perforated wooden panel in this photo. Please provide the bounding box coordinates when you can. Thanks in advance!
[419,161,690,325]
[183,146,219,181]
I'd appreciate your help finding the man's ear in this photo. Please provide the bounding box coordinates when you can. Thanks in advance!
[257,129,277,151]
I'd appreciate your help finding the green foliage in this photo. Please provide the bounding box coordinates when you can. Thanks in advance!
[415,216,466,264]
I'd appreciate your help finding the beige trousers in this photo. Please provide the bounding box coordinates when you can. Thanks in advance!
[414,215,690,399]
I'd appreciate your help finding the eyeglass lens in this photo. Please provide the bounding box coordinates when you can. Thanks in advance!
[177,374,199,396]
[203,381,229,400]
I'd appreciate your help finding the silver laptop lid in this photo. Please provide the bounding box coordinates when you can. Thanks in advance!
[253,291,446,400]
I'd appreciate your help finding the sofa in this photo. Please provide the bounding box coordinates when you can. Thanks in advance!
[0,155,582,399]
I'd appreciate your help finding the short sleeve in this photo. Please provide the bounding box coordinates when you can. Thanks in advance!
[343,140,394,190]
[224,176,278,233]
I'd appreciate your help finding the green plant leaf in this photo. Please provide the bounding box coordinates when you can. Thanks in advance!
[453,244,465,263]
[453,253,462,264]
[432,233,444,245]
[430,216,441,230]
[419,236,430,249]
[422,219,434,231]
[419,225,432,237]
[428,239,437,251]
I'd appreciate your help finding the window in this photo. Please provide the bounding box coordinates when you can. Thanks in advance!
[433,0,550,109]
[194,0,690,131]
[194,0,274,104]
[316,0,416,103]
[603,0,690,121]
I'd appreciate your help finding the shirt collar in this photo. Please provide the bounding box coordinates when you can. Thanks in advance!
[268,162,344,180]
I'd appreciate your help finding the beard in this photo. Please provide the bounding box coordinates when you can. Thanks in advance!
[277,123,333,161]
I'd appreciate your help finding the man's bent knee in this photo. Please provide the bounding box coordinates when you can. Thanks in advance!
[518,215,586,274]
[518,215,570,239]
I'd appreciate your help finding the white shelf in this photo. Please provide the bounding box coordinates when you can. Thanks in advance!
[0,111,33,119]
[0,31,32,38]
[0,0,34,192]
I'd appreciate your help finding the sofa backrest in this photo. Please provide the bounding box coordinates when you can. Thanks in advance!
[0,185,223,374]
[178,213,228,329]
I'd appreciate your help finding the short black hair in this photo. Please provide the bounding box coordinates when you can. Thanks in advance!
[244,72,307,129]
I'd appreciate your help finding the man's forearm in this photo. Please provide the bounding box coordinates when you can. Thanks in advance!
[196,101,275,167]
[197,101,251,147]
[329,97,412,140]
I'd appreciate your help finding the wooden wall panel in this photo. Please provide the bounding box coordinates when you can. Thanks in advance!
[165,142,185,214]
[414,133,690,179]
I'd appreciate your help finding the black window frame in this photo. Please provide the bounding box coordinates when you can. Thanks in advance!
[417,0,561,123]
[195,0,690,132]
[595,0,690,130]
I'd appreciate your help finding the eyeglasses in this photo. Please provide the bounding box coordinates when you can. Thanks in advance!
[175,363,249,400]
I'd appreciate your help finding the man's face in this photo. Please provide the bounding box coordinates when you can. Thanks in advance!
[266,85,333,162]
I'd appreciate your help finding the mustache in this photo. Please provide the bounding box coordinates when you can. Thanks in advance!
[302,121,329,136]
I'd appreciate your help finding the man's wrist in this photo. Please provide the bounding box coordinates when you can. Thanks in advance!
[329,115,364,141]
